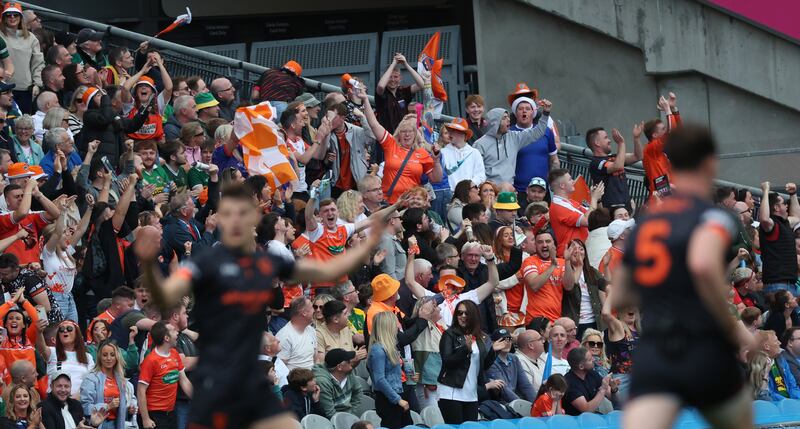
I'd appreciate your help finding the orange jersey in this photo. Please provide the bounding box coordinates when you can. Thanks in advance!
[549,195,588,257]
[139,348,184,411]
[643,113,681,195]
[518,255,566,323]
[379,132,434,203]
[0,212,51,264]
[531,392,564,417]
[599,247,624,281]
[0,300,40,386]
[306,223,355,288]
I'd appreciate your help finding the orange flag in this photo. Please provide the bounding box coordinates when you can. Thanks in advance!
[233,102,298,188]
[417,32,448,101]
[570,175,591,206]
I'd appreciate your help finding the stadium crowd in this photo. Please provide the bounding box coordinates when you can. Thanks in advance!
[0,2,790,429]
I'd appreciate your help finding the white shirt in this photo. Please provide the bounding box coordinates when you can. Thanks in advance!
[287,135,308,193]
[438,340,479,402]
[61,404,77,429]
[424,289,480,328]
[550,354,570,376]
[41,246,77,294]
[578,272,595,324]
[516,351,547,393]
[440,143,486,190]
[586,227,611,269]
[47,347,95,395]
[258,354,290,387]
[266,240,294,262]
[276,322,317,370]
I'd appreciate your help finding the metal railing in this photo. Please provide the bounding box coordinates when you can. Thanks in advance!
[24,0,770,200]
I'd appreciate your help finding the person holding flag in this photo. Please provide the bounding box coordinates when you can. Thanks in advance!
[375,52,425,133]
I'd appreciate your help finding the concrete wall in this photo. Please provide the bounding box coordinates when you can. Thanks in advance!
[473,0,800,187]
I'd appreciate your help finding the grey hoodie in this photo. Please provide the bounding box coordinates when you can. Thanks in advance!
[474,108,550,184]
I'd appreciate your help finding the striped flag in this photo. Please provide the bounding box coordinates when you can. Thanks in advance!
[233,102,297,189]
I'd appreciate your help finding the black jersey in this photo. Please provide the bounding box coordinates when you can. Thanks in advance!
[181,245,294,378]
[623,194,740,338]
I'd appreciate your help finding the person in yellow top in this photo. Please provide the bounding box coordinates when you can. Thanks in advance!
[332,281,366,342]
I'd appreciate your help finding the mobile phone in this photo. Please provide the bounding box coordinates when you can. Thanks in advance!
[35,305,47,321]
[325,110,336,122]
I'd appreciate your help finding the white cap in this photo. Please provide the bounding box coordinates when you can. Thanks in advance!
[607,219,635,241]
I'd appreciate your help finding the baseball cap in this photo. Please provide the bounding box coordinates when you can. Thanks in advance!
[50,370,71,383]
[295,93,321,108]
[325,348,355,368]
[528,177,547,189]
[0,81,15,93]
[491,328,512,342]
[282,60,302,77]
[607,219,635,241]
[731,267,754,284]
[322,300,346,320]
[54,31,77,48]
[77,28,104,45]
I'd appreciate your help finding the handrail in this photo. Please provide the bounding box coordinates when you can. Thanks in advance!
[24,1,768,198]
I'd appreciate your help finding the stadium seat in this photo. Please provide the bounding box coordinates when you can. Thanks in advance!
[517,417,547,429]
[431,425,454,429]
[355,362,370,379]
[462,422,485,429]
[422,406,445,426]
[355,376,371,395]
[605,410,623,429]
[361,410,382,427]
[331,412,360,429]
[779,399,800,420]
[352,395,375,417]
[577,412,607,429]
[753,400,782,425]
[410,410,423,425]
[545,415,578,429]
[491,420,518,429]
[301,414,333,429]
[508,399,533,417]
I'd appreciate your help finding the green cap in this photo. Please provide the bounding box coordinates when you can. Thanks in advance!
[494,191,520,210]
[195,92,219,110]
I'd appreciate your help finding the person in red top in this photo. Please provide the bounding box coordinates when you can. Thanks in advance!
[642,92,681,198]
[138,321,192,429]
[599,219,634,283]
[531,374,568,417]
[0,288,44,394]
[357,88,443,203]
[548,168,604,257]
[0,176,60,265]
[518,230,576,323]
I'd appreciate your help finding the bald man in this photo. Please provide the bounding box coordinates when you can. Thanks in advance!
[33,91,60,141]
[10,360,40,401]
[210,77,236,121]
[259,332,289,388]
[515,329,547,392]
[554,317,580,359]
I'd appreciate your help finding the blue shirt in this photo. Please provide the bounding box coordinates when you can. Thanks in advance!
[212,145,248,178]
[511,123,556,193]
[39,150,82,177]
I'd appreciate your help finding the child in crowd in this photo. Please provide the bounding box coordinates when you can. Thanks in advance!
[531,374,568,417]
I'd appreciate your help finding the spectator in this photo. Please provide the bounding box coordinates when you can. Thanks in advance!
[409,296,444,409]
[352,421,374,429]
[357,91,442,203]
[0,289,42,393]
[518,230,575,323]
[211,124,246,178]
[79,86,148,170]
[369,311,411,429]
[179,121,206,166]
[138,321,192,429]
[40,127,81,177]
[163,189,218,263]
[44,43,71,69]
[0,252,63,324]
[487,327,535,402]
[281,102,319,204]
[312,294,335,328]
[761,329,800,400]
[440,117,485,194]
[276,297,318,370]
[321,102,374,200]
[715,186,737,209]
[489,191,524,234]
[478,181,497,218]
[546,325,570,376]
[473,100,551,185]
[42,372,99,429]
[159,140,188,191]
[446,180,480,233]
[515,330,547,393]
[85,319,139,370]
[94,287,135,326]
[61,63,90,109]
[759,181,799,295]
[103,46,134,86]
[375,53,424,133]
[464,94,487,145]
[586,208,611,269]
[601,287,639,400]
[45,320,93,396]
[1,384,42,429]
[378,211,406,280]
[340,74,366,127]
[205,79,235,122]
[509,95,559,208]
[185,76,207,96]
[563,347,614,415]
[401,208,438,266]
[581,328,610,378]
[587,125,642,210]
[554,317,580,360]
[11,115,42,165]
[164,95,197,141]
[437,300,505,425]
[260,332,289,388]
[782,327,800,386]
[125,63,172,143]
[281,368,323,420]
[742,307,763,332]
[531,373,567,417]
[764,289,800,341]
[252,60,305,117]
[21,10,38,32]
[195,92,219,122]
[79,340,136,429]
[561,239,606,338]
[312,348,362,419]
[331,281,366,343]
[548,168,604,256]
[41,205,89,323]
[0,3,43,114]
[525,177,548,207]
[316,300,364,360]
[599,219,634,282]
[40,65,65,103]
[642,93,681,197]
[65,85,88,138]
[137,139,168,192]
[73,28,107,70]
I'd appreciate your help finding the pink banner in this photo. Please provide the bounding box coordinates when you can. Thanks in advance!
[706,0,800,41]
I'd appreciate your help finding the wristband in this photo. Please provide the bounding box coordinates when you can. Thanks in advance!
[485,257,495,262]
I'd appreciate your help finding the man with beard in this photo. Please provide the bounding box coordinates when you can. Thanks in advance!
[160,140,188,192]
[586,125,642,210]
[519,230,575,323]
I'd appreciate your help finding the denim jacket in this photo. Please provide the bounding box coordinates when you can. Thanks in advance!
[368,343,404,404]
[80,370,136,429]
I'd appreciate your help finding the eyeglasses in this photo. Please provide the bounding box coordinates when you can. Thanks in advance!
[4,13,20,18]
[313,304,323,309]
[75,69,86,76]
[445,254,459,259]
[58,325,75,333]
[344,289,357,296]
[219,86,234,92]
[585,341,603,348]
[367,188,382,193]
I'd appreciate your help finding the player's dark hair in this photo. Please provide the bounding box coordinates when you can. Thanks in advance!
[0,253,18,269]
[536,373,568,397]
[784,326,800,349]
[714,186,735,205]
[461,203,485,222]
[585,127,604,148]
[663,126,716,171]
[287,368,315,391]
[643,119,662,141]
[770,289,793,313]
[567,346,589,369]
[221,183,257,205]
[111,286,135,303]
[150,321,169,346]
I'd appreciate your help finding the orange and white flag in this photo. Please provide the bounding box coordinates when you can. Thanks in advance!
[417,32,448,102]
[233,102,297,188]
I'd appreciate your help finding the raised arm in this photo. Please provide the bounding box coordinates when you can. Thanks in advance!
[0,229,26,254]
[561,244,576,292]
[628,121,644,164]
[154,53,173,106]
[355,195,407,233]
[605,129,627,174]
[358,89,388,143]
[12,178,36,223]
[404,237,429,299]
[134,226,191,308]
[32,185,61,221]
[759,182,774,231]
[376,56,399,96]
[122,61,152,92]
[293,220,385,284]
[786,183,800,226]
[44,207,68,253]
[305,179,321,235]
[601,281,628,343]
[112,174,138,231]
[474,245,500,302]
[397,54,425,93]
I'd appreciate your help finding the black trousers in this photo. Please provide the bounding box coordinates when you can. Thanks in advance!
[438,398,479,425]
[375,390,412,429]
[139,410,177,429]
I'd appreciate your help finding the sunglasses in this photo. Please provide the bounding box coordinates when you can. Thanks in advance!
[313,305,323,310]
[58,325,75,333]
[585,341,603,348]
[471,185,478,190]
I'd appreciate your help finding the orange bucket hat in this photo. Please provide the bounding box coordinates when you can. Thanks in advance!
[371,274,400,302]
[507,82,538,106]
[443,118,473,141]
